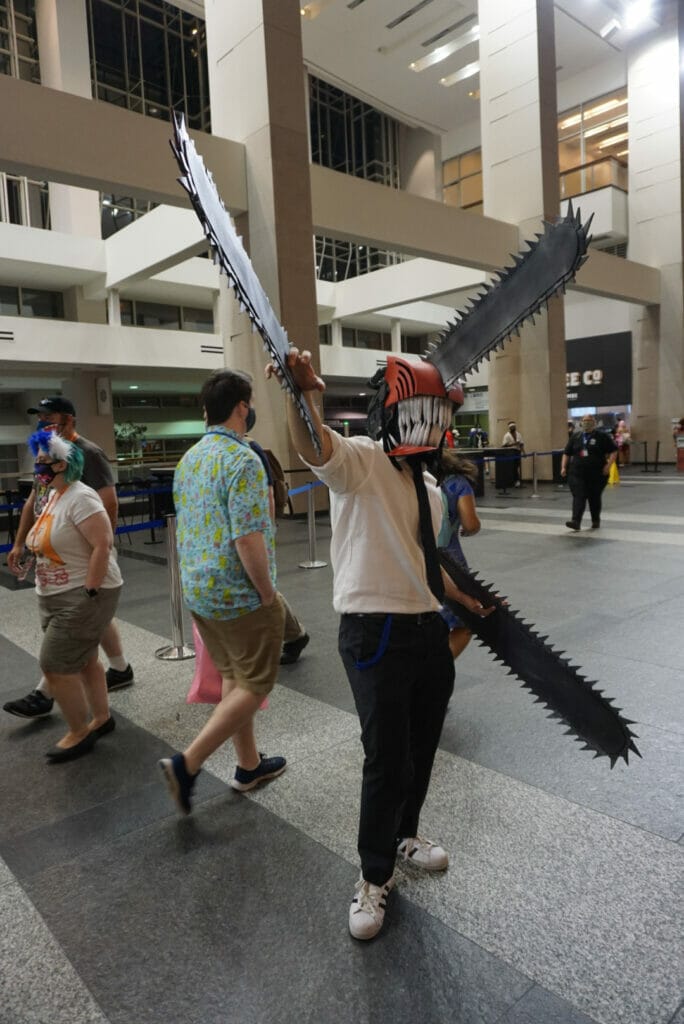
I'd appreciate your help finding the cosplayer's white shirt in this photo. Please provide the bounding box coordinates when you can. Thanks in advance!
[302,429,443,615]
[26,481,123,596]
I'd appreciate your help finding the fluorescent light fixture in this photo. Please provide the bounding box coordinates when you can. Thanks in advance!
[597,131,629,149]
[624,0,652,30]
[558,97,627,131]
[599,17,621,40]
[129,385,139,390]
[584,115,628,139]
[616,149,629,157]
[440,60,479,87]
[409,25,479,72]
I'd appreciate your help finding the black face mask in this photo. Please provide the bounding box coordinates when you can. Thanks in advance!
[34,462,59,482]
[246,407,256,432]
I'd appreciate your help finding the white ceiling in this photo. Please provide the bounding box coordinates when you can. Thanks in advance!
[299,0,673,134]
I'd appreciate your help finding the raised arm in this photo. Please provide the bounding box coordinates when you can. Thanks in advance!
[266,348,333,466]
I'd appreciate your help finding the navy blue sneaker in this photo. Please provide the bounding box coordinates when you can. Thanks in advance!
[159,753,199,815]
[230,753,286,792]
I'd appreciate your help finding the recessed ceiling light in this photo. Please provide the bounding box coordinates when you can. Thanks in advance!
[408,25,479,73]
[599,18,621,40]
[440,61,479,87]
[584,115,628,139]
[597,131,629,149]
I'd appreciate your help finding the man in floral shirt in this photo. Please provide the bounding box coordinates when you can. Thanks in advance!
[159,369,286,815]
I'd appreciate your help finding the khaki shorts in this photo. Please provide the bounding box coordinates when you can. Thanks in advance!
[192,594,286,697]
[38,586,121,675]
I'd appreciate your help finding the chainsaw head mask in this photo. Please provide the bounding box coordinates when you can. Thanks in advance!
[367,356,464,456]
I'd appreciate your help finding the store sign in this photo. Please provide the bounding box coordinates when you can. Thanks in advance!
[565,332,631,407]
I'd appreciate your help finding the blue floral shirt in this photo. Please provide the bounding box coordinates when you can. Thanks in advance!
[173,427,275,620]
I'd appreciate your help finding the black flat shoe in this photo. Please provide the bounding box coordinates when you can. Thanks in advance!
[45,732,96,763]
[93,716,116,738]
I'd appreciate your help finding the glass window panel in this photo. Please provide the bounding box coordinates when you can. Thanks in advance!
[460,173,482,207]
[460,150,481,176]
[443,183,460,207]
[92,3,125,91]
[560,168,582,199]
[318,324,331,345]
[135,301,180,329]
[442,157,460,185]
[181,306,213,333]
[558,139,580,173]
[0,53,11,76]
[0,285,19,315]
[120,299,133,325]
[342,327,355,347]
[26,181,46,228]
[21,289,63,318]
[6,177,23,224]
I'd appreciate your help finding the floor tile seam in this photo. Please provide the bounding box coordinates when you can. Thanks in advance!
[1,601,680,856]
[479,508,684,526]
[0,869,114,1024]
[478,521,684,546]
[665,997,684,1024]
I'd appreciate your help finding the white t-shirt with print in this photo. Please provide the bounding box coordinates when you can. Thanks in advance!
[26,481,123,596]
[302,429,443,615]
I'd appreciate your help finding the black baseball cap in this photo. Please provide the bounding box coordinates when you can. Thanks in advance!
[27,396,76,416]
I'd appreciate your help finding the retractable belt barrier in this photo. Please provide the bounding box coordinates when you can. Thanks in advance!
[288,479,327,570]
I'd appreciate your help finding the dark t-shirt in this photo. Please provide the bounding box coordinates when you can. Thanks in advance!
[73,435,115,491]
[564,429,617,474]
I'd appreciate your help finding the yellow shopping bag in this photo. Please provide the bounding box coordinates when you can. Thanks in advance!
[608,462,620,486]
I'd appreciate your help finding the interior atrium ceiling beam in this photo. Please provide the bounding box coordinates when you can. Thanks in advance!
[311,163,519,271]
[329,258,486,318]
[89,206,210,297]
[0,76,247,212]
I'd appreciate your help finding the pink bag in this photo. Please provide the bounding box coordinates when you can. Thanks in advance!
[187,620,268,710]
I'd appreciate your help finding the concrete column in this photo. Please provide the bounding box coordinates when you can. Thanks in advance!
[35,0,101,238]
[204,1,320,476]
[390,318,402,354]
[107,289,121,326]
[61,372,116,462]
[331,318,343,347]
[627,18,683,452]
[399,126,442,199]
[479,0,567,476]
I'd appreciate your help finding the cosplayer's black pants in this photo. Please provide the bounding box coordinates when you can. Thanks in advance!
[569,469,608,525]
[339,611,455,886]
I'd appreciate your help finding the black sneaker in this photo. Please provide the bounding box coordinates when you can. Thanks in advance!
[159,753,199,815]
[3,690,54,719]
[565,521,580,531]
[106,664,134,691]
[591,521,601,529]
[231,753,286,792]
[280,632,310,665]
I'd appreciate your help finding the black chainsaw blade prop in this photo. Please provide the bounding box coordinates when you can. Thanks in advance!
[426,203,592,390]
[170,114,322,455]
[439,551,640,767]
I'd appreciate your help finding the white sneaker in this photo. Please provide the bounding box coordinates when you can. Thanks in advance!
[397,835,449,871]
[349,875,395,940]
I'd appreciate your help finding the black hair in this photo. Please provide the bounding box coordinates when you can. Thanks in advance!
[200,369,252,426]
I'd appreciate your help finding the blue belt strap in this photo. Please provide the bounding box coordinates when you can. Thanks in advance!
[354,614,393,670]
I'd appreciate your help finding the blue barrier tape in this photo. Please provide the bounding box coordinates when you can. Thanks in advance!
[288,480,324,497]
[0,543,11,554]
[115,519,165,535]
[0,503,23,512]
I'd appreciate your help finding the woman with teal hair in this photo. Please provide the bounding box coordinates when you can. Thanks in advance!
[20,429,123,761]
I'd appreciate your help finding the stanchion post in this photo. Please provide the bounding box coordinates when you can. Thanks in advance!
[641,440,649,473]
[653,440,661,473]
[299,484,327,570]
[530,452,539,498]
[155,513,195,660]
[145,486,163,544]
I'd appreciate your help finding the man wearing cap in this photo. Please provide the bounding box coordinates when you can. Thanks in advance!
[3,397,134,720]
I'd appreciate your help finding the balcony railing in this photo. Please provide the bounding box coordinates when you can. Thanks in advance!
[560,157,627,200]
